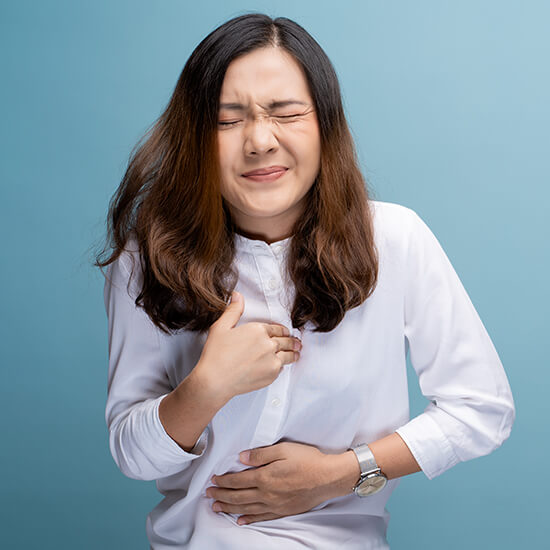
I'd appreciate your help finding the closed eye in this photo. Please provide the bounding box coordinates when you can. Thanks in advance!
[218,114,304,128]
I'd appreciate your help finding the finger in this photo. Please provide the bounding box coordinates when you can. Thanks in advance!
[213,501,266,515]
[277,349,300,365]
[206,487,260,505]
[213,291,245,330]
[237,512,281,525]
[212,470,259,489]
[264,323,290,337]
[272,336,302,352]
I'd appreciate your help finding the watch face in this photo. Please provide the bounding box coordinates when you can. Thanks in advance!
[356,473,387,497]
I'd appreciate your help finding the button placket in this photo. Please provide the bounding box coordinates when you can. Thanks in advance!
[248,316,293,447]
[268,277,279,291]
[254,250,282,298]
[247,245,294,447]
[272,244,284,256]
[250,366,290,446]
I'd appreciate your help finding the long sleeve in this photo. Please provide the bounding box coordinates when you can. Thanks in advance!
[395,209,515,480]
[103,245,209,481]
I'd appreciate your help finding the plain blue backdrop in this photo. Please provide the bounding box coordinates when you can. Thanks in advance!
[1,1,547,548]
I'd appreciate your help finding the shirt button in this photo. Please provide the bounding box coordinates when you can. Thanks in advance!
[271,397,281,407]
[268,278,279,290]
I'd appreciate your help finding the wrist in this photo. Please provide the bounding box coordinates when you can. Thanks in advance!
[324,450,361,499]
[189,362,231,409]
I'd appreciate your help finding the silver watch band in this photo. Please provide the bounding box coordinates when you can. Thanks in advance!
[350,443,380,475]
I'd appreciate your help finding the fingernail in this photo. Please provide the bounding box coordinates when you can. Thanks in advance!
[239,450,250,463]
[293,339,301,350]
[211,475,217,485]
[213,503,222,512]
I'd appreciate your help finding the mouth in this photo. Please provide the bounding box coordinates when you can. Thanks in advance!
[242,166,288,177]
[241,166,288,183]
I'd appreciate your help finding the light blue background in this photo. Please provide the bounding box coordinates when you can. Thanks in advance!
[1,1,547,548]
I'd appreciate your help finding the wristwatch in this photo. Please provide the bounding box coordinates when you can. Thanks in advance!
[348,443,388,497]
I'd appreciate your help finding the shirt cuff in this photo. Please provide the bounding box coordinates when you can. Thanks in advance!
[152,394,209,460]
[395,410,461,480]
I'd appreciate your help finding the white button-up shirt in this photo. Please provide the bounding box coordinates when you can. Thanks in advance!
[103,200,515,549]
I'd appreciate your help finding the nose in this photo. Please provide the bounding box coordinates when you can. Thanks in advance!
[243,117,279,156]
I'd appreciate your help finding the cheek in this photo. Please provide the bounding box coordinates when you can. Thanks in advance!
[291,130,321,173]
[217,136,238,172]
[300,145,321,177]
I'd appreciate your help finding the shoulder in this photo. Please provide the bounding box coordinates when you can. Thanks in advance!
[369,200,420,248]
[104,235,143,300]
[369,201,452,274]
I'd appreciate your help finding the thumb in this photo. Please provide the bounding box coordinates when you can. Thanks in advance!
[215,291,244,330]
[239,444,282,466]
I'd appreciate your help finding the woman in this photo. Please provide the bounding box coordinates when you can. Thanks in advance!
[97,13,515,549]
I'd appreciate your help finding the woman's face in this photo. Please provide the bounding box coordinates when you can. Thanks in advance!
[217,47,321,244]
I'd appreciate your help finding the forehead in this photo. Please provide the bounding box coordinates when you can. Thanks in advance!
[219,47,312,106]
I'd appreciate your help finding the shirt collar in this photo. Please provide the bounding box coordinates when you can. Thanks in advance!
[234,232,292,257]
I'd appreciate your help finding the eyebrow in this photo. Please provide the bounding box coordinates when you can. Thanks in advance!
[219,99,309,111]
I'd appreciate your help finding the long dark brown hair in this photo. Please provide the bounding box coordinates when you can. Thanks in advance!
[95,13,378,334]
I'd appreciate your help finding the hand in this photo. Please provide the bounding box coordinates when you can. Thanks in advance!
[196,291,302,401]
[205,441,343,525]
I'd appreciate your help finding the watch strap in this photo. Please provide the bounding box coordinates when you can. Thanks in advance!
[350,443,380,476]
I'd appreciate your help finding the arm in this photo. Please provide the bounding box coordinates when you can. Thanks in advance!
[391,209,515,480]
[326,210,516,492]
[326,432,421,498]
[104,245,215,480]
[322,207,516,494]
[159,368,228,452]
[206,434,421,524]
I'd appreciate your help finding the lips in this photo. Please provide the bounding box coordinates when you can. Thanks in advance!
[242,166,288,177]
